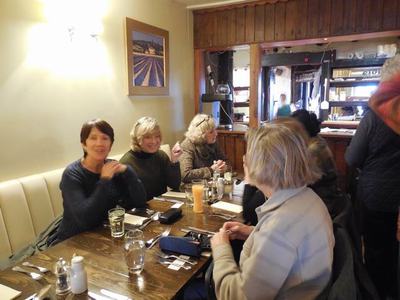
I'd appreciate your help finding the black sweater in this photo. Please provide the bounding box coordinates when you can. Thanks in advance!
[55,159,146,242]
[119,150,181,201]
[345,110,400,212]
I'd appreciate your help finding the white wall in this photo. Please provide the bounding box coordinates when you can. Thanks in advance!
[0,0,194,181]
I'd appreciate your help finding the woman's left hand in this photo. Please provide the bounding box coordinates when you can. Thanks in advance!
[171,142,182,163]
[211,228,231,248]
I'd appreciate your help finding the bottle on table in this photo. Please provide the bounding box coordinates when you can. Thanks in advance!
[55,257,71,295]
[70,255,88,294]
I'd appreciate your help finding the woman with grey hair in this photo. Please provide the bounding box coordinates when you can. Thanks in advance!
[179,114,227,183]
[211,123,334,299]
[120,117,182,201]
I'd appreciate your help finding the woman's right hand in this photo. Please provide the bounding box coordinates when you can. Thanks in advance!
[101,161,125,180]
[222,221,253,241]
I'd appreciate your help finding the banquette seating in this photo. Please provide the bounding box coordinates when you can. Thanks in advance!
[0,145,171,268]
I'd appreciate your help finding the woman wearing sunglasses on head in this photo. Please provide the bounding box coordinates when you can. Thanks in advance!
[180,114,227,183]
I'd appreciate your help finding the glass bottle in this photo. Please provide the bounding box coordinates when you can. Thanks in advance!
[70,256,88,294]
[55,257,71,295]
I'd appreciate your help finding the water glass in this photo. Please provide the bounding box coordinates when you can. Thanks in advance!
[108,207,125,238]
[184,184,194,207]
[124,230,145,275]
[224,165,233,184]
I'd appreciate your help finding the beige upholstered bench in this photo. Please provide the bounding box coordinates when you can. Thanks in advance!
[0,145,171,267]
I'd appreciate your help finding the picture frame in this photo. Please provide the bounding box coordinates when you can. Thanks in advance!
[125,17,169,96]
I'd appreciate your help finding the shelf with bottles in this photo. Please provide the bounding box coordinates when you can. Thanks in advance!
[329,100,368,107]
[329,79,380,88]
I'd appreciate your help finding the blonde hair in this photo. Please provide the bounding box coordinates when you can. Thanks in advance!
[381,54,400,82]
[184,114,216,144]
[245,122,320,190]
[130,117,161,151]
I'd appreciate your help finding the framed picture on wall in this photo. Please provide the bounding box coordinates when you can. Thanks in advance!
[125,17,169,95]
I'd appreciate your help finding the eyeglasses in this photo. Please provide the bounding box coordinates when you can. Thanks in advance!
[195,115,211,127]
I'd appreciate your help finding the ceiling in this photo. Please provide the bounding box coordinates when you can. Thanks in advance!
[174,0,249,10]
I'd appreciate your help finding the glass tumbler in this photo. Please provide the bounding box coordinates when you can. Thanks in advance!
[124,229,145,275]
[108,207,125,238]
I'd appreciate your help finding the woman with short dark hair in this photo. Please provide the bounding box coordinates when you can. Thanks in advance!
[54,119,146,244]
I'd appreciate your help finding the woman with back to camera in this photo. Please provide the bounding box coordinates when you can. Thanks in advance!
[120,117,182,201]
[180,114,227,183]
[53,119,146,244]
[211,123,334,300]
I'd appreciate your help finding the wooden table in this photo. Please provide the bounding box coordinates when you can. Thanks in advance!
[0,185,244,300]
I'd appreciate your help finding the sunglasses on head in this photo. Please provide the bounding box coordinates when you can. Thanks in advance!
[196,115,211,127]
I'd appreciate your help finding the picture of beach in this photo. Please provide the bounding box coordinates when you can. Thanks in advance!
[132,31,165,87]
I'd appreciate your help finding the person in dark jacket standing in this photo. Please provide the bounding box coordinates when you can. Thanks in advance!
[345,108,400,299]
[55,119,146,243]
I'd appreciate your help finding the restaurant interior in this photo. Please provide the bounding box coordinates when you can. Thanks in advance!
[1,0,400,299]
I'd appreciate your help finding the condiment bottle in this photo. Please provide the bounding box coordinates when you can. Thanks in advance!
[55,257,71,295]
[70,255,88,294]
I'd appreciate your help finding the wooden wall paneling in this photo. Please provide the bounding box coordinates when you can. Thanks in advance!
[203,13,213,47]
[217,10,228,46]
[227,9,236,46]
[254,4,265,42]
[382,0,398,30]
[274,1,286,40]
[245,5,255,43]
[264,3,275,41]
[194,49,205,114]
[318,0,331,37]
[234,135,246,174]
[330,0,344,35]
[356,0,370,33]
[285,0,298,40]
[217,134,226,155]
[342,0,357,35]
[193,14,201,48]
[236,7,246,44]
[307,0,319,37]
[398,0,400,28]
[249,44,262,128]
[295,0,308,39]
[368,0,384,32]
[211,13,218,47]
[224,135,236,169]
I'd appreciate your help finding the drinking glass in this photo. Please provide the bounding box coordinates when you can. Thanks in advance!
[124,229,145,275]
[224,165,233,184]
[192,180,204,213]
[184,184,194,207]
[108,207,125,238]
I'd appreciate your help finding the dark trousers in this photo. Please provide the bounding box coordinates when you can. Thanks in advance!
[362,204,398,299]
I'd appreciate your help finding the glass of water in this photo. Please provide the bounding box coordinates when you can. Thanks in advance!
[124,230,145,275]
[184,184,194,207]
[108,207,125,238]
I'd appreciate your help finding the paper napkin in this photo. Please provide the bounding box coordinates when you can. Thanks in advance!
[0,284,21,300]
[124,214,148,226]
[211,201,243,213]
[161,191,186,199]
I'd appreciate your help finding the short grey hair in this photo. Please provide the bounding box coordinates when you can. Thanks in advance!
[130,117,161,151]
[246,122,320,190]
[184,114,216,144]
[381,54,400,82]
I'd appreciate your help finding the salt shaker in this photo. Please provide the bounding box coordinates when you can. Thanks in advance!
[55,257,71,295]
[70,255,88,294]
